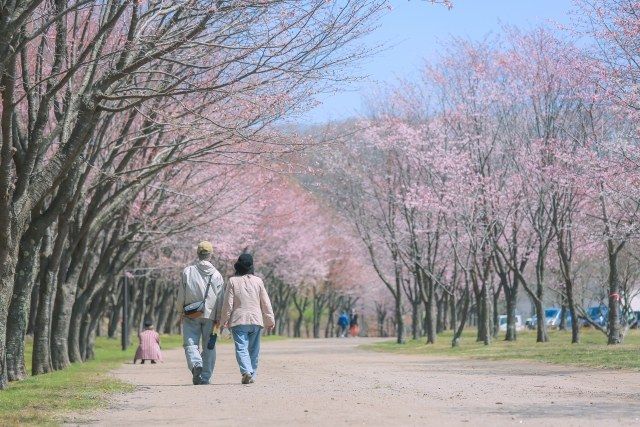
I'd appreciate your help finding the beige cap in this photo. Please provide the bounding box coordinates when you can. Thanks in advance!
[197,241,213,255]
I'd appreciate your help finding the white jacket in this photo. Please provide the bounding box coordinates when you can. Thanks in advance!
[177,260,224,320]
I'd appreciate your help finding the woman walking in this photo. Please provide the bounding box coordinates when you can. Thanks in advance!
[219,253,275,384]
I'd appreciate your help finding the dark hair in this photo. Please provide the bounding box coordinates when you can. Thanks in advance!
[234,253,254,276]
[143,319,153,328]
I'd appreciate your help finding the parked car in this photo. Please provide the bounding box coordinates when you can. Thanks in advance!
[582,305,608,327]
[545,308,561,328]
[498,315,524,331]
[631,311,640,329]
[525,308,572,329]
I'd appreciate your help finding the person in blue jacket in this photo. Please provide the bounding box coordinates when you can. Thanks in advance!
[337,312,350,338]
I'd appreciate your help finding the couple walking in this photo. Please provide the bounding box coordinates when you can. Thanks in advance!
[177,241,275,385]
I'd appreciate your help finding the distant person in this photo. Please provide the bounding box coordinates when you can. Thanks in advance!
[134,320,162,364]
[220,253,275,384]
[337,312,350,337]
[177,241,224,385]
[349,309,360,337]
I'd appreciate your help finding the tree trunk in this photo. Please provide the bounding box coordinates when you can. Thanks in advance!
[441,292,448,332]
[452,287,471,347]
[0,242,21,389]
[436,295,444,334]
[27,280,40,336]
[311,288,325,339]
[6,233,41,381]
[555,201,580,344]
[68,290,92,363]
[477,286,491,345]
[50,274,78,370]
[325,303,337,338]
[504,288,517,341]
[534,298,549,343]
[607,249,622,344]
[0,53,22,390]
[424,281,436,344]
[559,303,567,331]
[492,288,500,339]
[394,291,404,344]
[81,288,107,361]
[375,304,387,337]
[411,300,420,340]
[566,276,580,344]
[155,286,172,336]
[32,233,55,375]
[292,294,308,338]
[449,292,457,331]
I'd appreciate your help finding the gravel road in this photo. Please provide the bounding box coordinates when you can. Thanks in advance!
[70,337,640,426]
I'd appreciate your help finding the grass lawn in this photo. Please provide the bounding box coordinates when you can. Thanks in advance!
[0,335,182,426]
[362,328,640,370]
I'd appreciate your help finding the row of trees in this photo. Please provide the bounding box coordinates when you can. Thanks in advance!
[85,176,375,347]
[312,0,640,346]
[250,178,376,338]
[0,0,392,389]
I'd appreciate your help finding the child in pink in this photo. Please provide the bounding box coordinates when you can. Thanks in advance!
[134,320,162,364]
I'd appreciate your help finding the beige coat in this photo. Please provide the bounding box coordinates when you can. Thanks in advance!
[219,274,275,329]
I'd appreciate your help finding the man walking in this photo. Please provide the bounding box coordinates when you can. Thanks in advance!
[337,312,350,338]
[177,241,224,385]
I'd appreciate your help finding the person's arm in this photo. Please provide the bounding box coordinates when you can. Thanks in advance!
[259,281,275,329]
[213,284,226,324]
[212,273,225,323]
[219,280,234,328]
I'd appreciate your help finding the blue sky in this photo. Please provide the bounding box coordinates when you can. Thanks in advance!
[298,0,574,124]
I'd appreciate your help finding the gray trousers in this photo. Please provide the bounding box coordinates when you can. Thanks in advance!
[183,317,216,383]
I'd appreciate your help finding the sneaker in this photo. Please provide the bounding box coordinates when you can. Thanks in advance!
[192,366,203,385]
[241,372,253,384]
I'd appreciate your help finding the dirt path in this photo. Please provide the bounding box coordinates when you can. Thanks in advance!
[70,338,640,426]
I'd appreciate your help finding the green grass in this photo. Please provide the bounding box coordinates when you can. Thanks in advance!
[362,328,640,370]
[0,335,182,426]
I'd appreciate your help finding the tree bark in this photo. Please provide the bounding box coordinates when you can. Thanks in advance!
[292,293,308,338]
[6,232,41,381]
[50,271,79,370]
[477,286,491,346]
[566,275,580,344]
[534,298,549,343]
[0,243,21,389]
[32,232,55,375]
[449,292,457,331]
[492,286,500,339]
[607,248,622,344]
[424,279,436,344]
[559,303,567,331]
[452,286,471,347]
[504,286,518,341]
[410,300,420,340]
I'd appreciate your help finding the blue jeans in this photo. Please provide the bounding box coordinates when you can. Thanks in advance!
[231,325,262,376]
[183,317,216,383]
